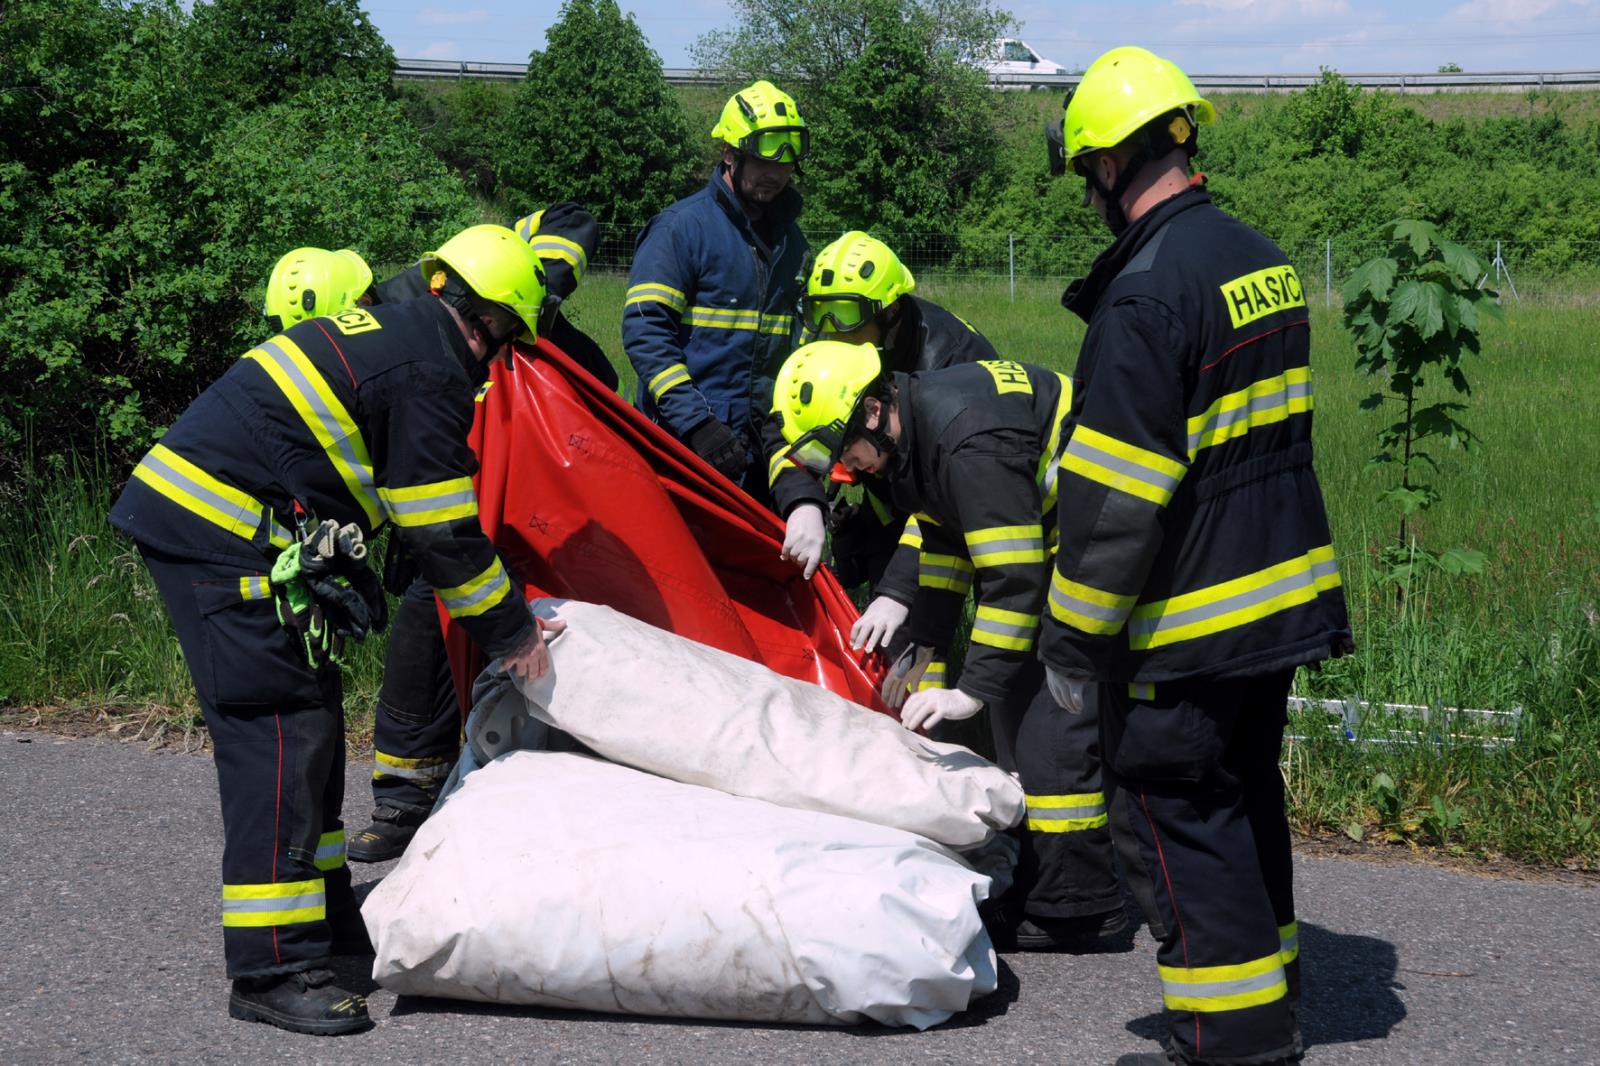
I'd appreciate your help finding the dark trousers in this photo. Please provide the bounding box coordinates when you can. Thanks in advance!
[141,547,356,979]
[1100,672,1300,1065]
[989,661,1122,919]
[369,577,461,815]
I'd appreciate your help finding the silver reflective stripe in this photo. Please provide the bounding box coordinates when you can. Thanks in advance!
[1162,966,1286,1002]
[1050,582,1128,626]
[315,838,345,864]
[920,560,973,584]
[973,614,1035,641]
[374,761,449,782]
[1280,928,1299,959]
[255,340,379,514]
[222,891,325,915]
[1188,377,1313,454]
[1028,801,1105,823]
[968,534,1045,561]
[138,452,255,535]
[384,487,476,520]
[1127,556,1341,639]
[1065,436,1184,499]
[439,572,508,615]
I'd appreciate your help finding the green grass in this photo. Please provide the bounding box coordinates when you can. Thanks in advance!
[4,278,1597,866]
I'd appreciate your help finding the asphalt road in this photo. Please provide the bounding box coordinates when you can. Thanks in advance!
[3,728,1596,1065]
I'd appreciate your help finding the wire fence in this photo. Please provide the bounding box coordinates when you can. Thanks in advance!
[591,224,1600,303]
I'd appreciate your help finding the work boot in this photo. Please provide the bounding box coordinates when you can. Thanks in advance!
[1015,908,1133,953]
[228,967,372,1036]
[347,805,424,863]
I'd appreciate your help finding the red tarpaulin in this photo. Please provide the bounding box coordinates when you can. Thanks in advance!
[443,338,888,715]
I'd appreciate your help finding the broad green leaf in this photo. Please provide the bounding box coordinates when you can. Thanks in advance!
[1388,279,1424,326]
[1342,256,1397,302]
[1393,219,1436,259]
[1437,548,1486,575]
[1415,282,1446,340]
[1438,238,1482,282]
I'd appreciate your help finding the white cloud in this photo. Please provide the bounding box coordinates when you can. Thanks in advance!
[417,40,462,59]
[417,7,491,26]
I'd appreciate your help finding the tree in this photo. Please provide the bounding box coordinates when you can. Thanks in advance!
[498,0,696,225]
[693,0,1017,235]
[184,0,394,108]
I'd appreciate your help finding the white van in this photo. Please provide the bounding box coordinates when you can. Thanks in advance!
[983,38,1067,79]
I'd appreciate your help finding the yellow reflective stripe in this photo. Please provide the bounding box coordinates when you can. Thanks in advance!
[1039,373,1074,513]
[899,516,924,551]
[131,444,293,549]
[767,448,794,488]
[648,363,693,401]
[1128,545,1342,650]
[1025,791,1108,832]
[1049,570,1138,635]
[916,660,947,691]
[1279,921,1299,965]
[529,234,588,279]
[1160,952,1288,1013]
[971,605,1039,651]
[239,576,272,601]
[965,524,1046,568]
[220,878,326,928]
[378,477,478,528]
[373,750,451,782]
[1187,366,1313,459]
[759,312,794,336]
[437,558,513,619]
[684,306,762,330]
[1061,425,1187,508]
[314,829,346,871]
[919,552,974,592]
[625,283,687,313]
[1128,681,1155,700]
[514,209,545,242]
[245,337,382,527]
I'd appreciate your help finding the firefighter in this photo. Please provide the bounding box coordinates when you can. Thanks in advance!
[109,224,564,1036]
[767,231,998,618]
[1039,47,1352,1066]
[771,341,1127,954]
[624,80,809,498]
[262,247,375,334]
[344,204,615,864]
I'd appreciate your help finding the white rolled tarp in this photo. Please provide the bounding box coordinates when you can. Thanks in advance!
[505,599,1024,849]
[365,750,999,1028]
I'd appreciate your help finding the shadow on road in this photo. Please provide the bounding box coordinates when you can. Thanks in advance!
[390,957,1021,1037]
[1124,921,1405,1050]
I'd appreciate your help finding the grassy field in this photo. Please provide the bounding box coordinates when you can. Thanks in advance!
[2,273,1596,866]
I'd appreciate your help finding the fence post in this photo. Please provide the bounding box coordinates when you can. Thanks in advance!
[1008,234,1016,303]
[1325,238,1332,309]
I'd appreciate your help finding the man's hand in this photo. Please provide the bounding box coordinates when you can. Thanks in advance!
[501,615,569,683]
[850,596,909,652]
[881,643,934,710]
[686,419,748,482]
[1045,665,1087,713]
[900,687,982,732]
[779,504,826,579]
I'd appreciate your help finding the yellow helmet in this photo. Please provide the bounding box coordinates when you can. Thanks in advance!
[263,248,372,333]
[1062,46,1215,161]
[771,340,883,476]
[802,232,916,335]
[421,224,547,341]
[712,80,809,163]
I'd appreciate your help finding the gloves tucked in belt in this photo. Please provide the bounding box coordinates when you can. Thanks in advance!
[686,418,749,482]
[881,642,935,710]
[271,519,389,669]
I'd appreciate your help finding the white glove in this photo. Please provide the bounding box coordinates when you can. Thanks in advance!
[779,503,826,580]
[880,643,935,710]
[1045,665,1087,713]
[901,687,983,732]
[850,595,910,651]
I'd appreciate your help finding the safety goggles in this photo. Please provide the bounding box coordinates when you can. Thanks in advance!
[801,293,880,335]
[738,126,809,163]
[778,423,845,476]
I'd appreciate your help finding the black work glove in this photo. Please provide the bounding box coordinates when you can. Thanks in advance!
[337,558,389,635]
[686,418,749,483]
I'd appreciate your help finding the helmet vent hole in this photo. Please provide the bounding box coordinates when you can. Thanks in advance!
[860,261,875,279]
[800,382,814,404]
[775,101,787,116]
[820,268,834,286]
[302,290,316,312]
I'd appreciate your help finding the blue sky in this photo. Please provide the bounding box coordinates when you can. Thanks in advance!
[364,0,1600,73]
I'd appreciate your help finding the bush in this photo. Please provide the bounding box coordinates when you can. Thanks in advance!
[498,0,696,224]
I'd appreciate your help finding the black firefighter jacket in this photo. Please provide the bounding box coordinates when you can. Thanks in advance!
[1040,186,1352,684]
[109,297,535,659]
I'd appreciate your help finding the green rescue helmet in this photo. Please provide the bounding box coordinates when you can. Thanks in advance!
[1061,46,1215,162]
[712,80,809,163]
[801,232,916,335]
[420,224,547,342]
[263,247,372,333]
[771,340,884,478]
